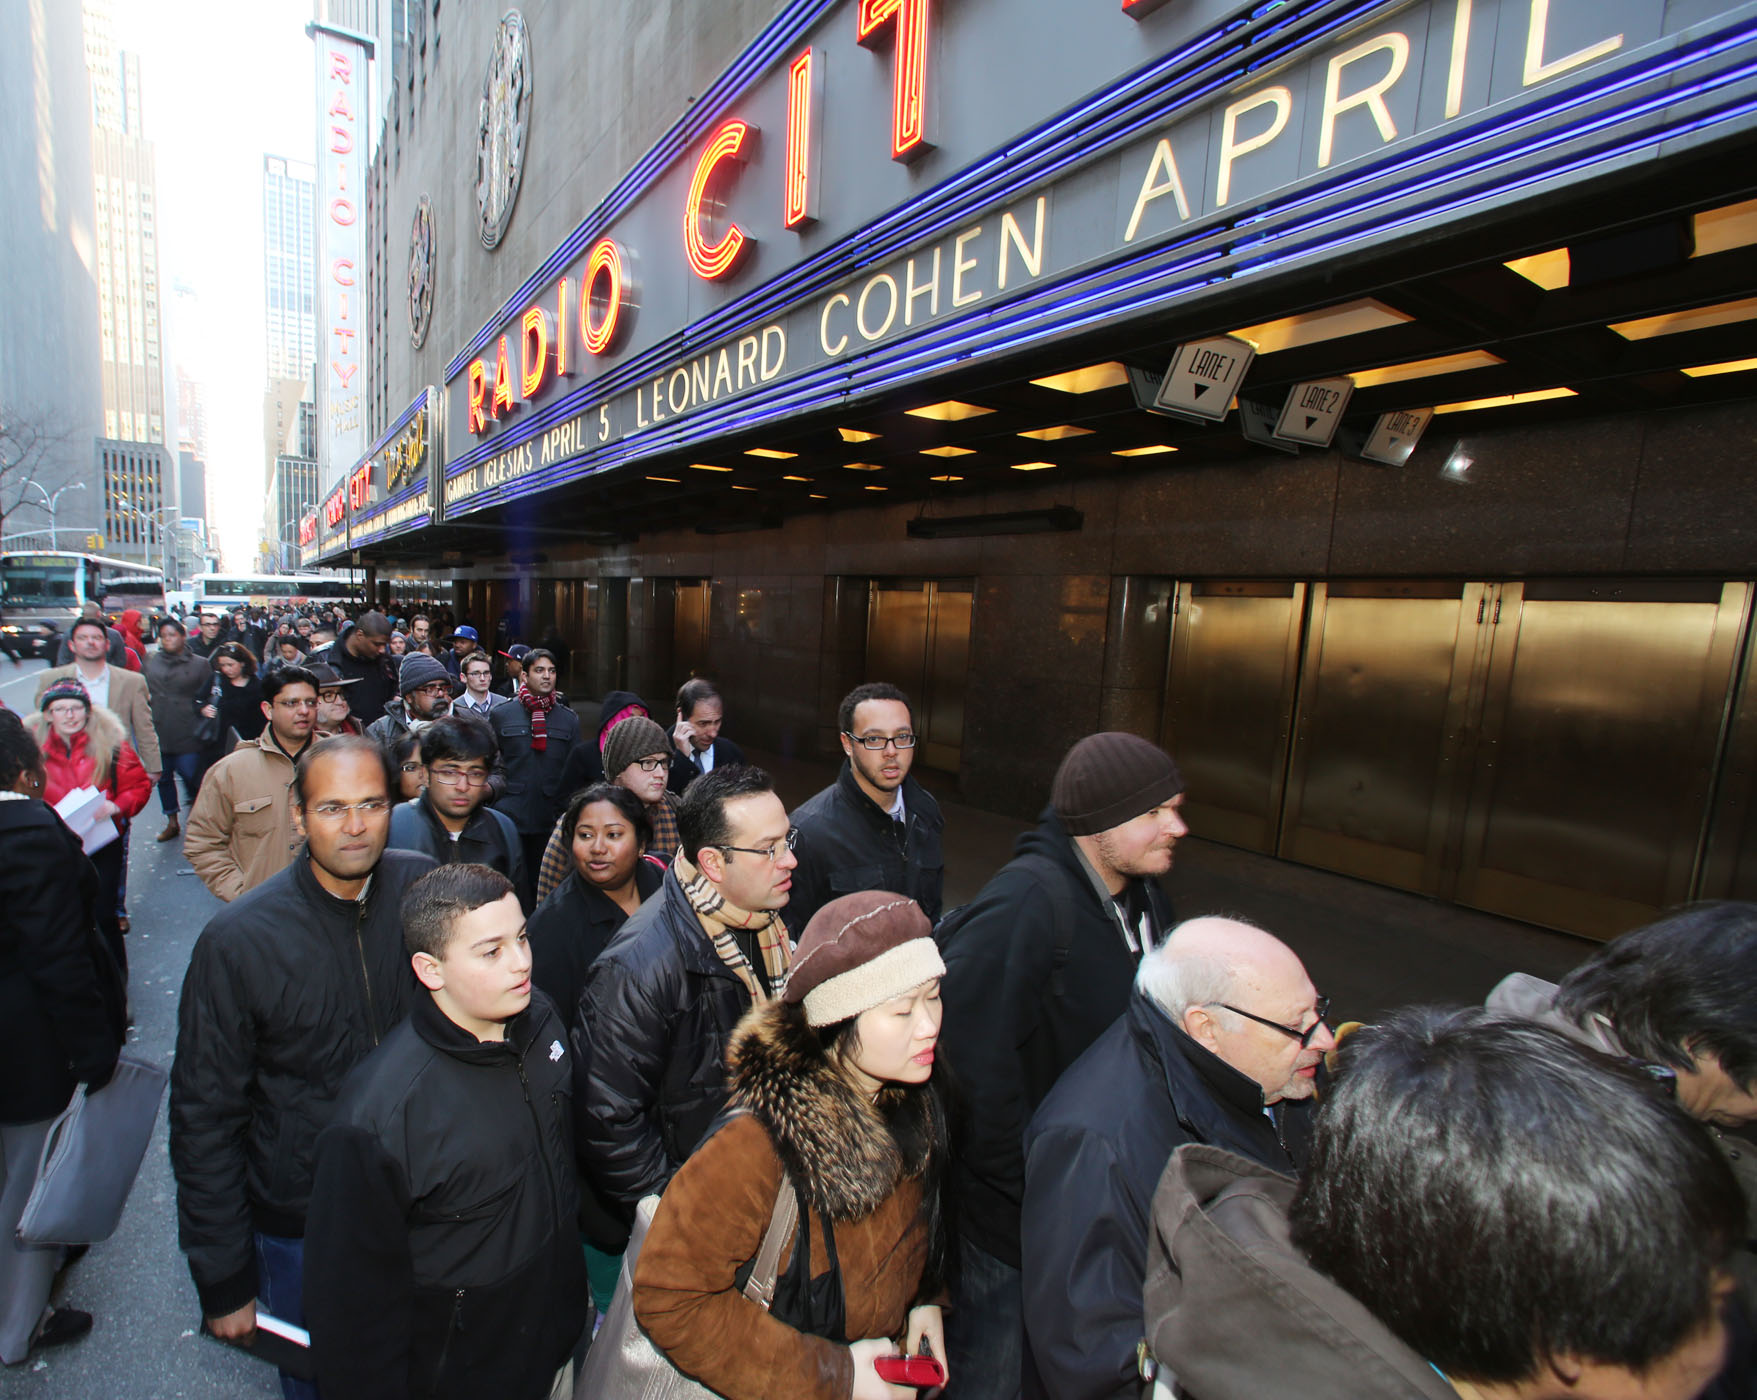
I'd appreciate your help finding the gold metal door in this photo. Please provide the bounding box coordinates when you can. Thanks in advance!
[1699,607,1757,900]
[866,580,973,773]
[1159,581,1306,853]
[1456,579,1749,938]
[1279,581,1489,892]
[672,581,710,676]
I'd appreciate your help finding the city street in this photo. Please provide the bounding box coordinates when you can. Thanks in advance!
[1,658,275,1399]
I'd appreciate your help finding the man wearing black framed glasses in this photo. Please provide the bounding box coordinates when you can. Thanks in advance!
[1020,916,1331,1400]
[786,681,946,936]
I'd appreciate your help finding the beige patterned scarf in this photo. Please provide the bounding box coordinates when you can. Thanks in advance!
[673,850,792,1001]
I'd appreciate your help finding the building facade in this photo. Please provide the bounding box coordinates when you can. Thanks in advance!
[315,0,1757,940]
[263,155,318,383]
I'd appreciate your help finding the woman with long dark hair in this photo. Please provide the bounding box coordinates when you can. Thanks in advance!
[207,642,265,747]
[634,891,952,1400]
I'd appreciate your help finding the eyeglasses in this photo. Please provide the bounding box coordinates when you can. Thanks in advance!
[430,766,489,787]
[845,731,917,750]
[1215,996,1331,1047]
[714,827,799,862]
[632,757,668,773]
[398,762,424,774]
[415,682,453,698]
[306,799,391,821]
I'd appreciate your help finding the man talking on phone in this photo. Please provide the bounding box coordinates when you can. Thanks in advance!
[667,678,744,795]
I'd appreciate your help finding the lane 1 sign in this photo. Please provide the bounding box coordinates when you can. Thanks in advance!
[1275,377,1354,446]
[1360,407,1434,466]
[1154,335,1256,422]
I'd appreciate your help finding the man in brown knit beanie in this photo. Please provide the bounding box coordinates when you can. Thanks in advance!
[937,731,1187,1400]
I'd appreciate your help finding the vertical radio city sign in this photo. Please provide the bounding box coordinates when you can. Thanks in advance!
[308,21,375,488]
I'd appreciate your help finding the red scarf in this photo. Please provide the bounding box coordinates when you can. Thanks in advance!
[519,684,557,750]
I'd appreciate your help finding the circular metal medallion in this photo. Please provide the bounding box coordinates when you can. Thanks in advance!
[407,195,435,349]
[475,10,532,251]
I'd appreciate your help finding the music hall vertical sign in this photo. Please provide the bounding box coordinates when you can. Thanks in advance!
[308,21,375,489]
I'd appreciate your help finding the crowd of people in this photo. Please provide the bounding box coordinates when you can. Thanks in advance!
[1,596,1754,1400]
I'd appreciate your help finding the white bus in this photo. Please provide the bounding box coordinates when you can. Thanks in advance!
[191,572,362,612]
[0,551,165,657]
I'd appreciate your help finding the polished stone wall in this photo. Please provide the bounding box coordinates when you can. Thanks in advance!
[458,396,1757,818]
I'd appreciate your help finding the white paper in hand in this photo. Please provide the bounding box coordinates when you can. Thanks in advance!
[53,786,118,853]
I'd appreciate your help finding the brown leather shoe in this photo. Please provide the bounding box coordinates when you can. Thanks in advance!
[157,815,180,842]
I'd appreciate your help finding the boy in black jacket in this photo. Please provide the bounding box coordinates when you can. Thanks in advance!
[304,863,587,1400]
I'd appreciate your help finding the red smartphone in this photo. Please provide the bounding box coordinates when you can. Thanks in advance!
[874,1354,948,1388]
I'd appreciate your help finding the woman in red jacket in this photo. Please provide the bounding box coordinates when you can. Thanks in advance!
[26,678,150,981]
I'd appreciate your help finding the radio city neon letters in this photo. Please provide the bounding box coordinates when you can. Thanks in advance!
[684,119,758,280]
[857,0,934,160]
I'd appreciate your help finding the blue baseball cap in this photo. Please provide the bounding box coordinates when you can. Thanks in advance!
[453,625,479,641]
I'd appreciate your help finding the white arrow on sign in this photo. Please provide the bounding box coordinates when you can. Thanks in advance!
[1273,376,1355,446]
[1359,407,1434,466]
[1154,335,1256,422]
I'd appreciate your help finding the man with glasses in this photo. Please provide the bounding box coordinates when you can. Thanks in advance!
[188,612,226,659]
[386,715,530,909]
[454,651,506,717]
[938,731,1187,1400]
[1017,916,1329,1400]
[309,610,396,723]
[172,735,436,1400]
[184,666,322,902]
[365,653,455,748]
[785,681,945,936]
[573,765,796,1220]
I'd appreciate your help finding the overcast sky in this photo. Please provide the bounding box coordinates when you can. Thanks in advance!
[113,0,317,568]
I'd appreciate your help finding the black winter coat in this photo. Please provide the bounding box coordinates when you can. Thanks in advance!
[571,868,759,1211]
[1020,992,1314,1400]
[558,688,651,792]
[169,848,437,1315]
[312,626,396,722]
[490,697,582,836]
[143,647,216,754]
[0,799,124,1124]
[785,763,944,936]
[304,991,588,1400]
[938,808,1174,1267]
[386,794,531,910]
[528,861,664,1036]
[666,735,747,794]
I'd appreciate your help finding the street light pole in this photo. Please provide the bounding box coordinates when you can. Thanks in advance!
[22,480,86,547]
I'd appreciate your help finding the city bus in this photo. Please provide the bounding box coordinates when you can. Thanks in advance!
[190,572,363,612]
[0,551,165,657]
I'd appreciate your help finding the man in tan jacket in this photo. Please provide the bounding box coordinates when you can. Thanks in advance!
[35,617,162,773]
[183,665,317,902]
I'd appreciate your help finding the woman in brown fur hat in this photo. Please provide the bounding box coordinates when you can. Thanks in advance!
[634,890,953,1400]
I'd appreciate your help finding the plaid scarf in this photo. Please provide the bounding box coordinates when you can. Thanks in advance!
[673,850,792,1002]
[519,684,557,750]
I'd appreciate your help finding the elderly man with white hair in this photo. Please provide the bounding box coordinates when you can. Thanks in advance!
[1018,917,1335,1400]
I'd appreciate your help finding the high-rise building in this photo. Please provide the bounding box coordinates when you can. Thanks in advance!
[263,378,318,570]
[0,0,103,550]
[263,155,317,382]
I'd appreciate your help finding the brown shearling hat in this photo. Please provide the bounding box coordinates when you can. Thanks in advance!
[1051,732,1184,836]
[783,891,946,1027]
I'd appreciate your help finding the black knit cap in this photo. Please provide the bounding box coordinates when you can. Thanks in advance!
[1051,732,1184,836]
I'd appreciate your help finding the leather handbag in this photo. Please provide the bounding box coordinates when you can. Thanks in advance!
[573,1178,799,1400]
[16,1052,170,1246]
[192,674,223,747]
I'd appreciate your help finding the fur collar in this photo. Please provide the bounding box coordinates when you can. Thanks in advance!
[727,1000,945,1222]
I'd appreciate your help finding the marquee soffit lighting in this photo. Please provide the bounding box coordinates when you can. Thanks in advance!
[1018,424,1094,440]
[905,400,995,421]
[838,428,881,442]
[1011,460,1057,471]
[646,475,681,483]
[731,484,757,491]
[1693,198,1757,258]
[1608,296,1757,340]
[810,493,827,498]
[744,448,797,458]
[1030,362,1130,394]
[865,484,887,491]
[1504,248,1570,289]
[1432,387,1577,413]
[689,462,734,472]
[843,461,884,471]
[781,474,814,481]
[1112,444,1178,456]
[1680,357,1757,377]
[929,474,964,482]
[921,445,975,457]
[1349,350,1506,388]
[1229,299,1412,355]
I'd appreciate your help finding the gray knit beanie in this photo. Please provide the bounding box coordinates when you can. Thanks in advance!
[397,652,453,697]
[1051,732,1184,836]
[603,715,671,780]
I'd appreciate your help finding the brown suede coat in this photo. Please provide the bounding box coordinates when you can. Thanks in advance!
[633,1003,944,1400]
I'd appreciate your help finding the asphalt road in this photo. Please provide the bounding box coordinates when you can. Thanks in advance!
[2,656,277,1398]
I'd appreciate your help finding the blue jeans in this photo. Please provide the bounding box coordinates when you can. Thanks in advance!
[945,1238,1023,1400]
[255,1232,319,1400]
[159,750,204,815]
